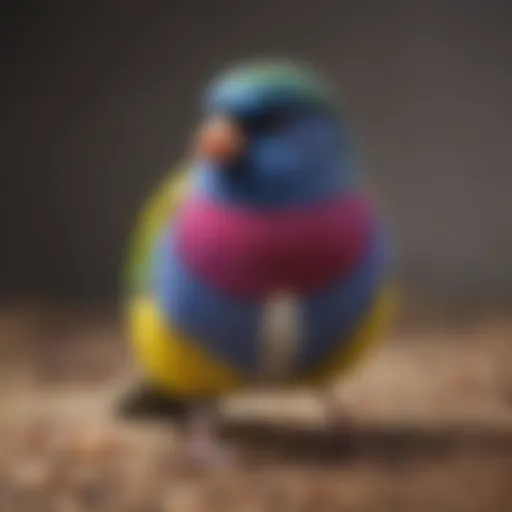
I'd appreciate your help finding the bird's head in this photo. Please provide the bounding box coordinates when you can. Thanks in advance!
[193,60,356,208]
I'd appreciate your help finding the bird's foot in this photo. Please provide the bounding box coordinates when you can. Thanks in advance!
[179,404,236,471]
[184,431,235,470]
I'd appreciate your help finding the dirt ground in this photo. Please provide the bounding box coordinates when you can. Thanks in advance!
[0,303,512,511]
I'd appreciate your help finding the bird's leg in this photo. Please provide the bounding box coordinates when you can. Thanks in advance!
[183,400,234,468]
[118,384,233,467]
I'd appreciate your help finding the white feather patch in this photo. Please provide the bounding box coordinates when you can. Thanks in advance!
[258,293,301,383]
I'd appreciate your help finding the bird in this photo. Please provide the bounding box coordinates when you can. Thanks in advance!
[120,60,397,464]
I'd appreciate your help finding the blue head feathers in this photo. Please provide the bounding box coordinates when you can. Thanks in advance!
[194,60,356,208]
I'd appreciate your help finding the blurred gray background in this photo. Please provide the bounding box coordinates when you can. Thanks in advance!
[1,0,510,304]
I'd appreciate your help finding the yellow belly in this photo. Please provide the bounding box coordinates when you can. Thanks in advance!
[126,284,397,397]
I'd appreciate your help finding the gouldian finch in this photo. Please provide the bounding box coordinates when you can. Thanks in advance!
[121,60,396,463]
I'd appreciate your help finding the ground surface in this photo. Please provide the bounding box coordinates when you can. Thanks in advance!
[1,303,512,511]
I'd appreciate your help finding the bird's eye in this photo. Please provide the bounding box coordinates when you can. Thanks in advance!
[245,108,293,133]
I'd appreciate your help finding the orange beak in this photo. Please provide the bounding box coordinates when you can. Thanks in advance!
[194,116,245,163]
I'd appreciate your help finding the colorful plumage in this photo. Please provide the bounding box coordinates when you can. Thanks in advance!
[122,60,396,460]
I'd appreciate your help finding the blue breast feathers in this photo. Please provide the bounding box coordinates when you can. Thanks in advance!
[153,226,388,379]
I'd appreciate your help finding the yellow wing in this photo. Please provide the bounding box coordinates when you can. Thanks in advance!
[122,162,193,297]
[121,162,244,395]
[312,283,399,383]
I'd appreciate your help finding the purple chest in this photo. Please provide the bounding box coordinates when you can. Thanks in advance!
[172,193,376,299]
